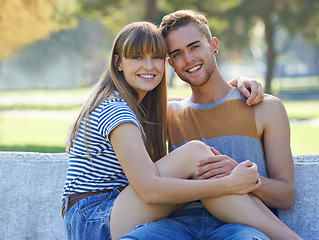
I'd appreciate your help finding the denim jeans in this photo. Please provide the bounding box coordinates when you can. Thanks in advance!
[119,208,270,240]
[63,189,121,240]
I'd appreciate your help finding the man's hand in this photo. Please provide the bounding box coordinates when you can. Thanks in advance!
[195,147,238,179]
[229,76,264,106]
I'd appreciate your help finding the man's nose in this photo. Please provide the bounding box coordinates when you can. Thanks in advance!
[184,51,194,64]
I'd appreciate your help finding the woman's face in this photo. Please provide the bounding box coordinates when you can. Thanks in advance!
[118,53,165,102]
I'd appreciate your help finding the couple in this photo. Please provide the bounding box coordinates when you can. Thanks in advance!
[62,9,301,240]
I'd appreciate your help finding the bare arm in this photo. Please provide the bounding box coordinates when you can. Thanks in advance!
[110,122,260,205]
[253,95,296,209]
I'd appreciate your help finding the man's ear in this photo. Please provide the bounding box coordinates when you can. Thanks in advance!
[167,57,173,68]
[114,54,122,71]
[211,37,219,53]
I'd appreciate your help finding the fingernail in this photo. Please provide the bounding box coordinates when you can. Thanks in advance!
[195,171,199,175]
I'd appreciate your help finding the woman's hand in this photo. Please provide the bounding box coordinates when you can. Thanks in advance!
[228,160,261,194]
[229,76,264,106]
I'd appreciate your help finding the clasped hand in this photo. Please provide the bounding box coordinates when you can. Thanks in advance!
[195,147,238,179]
[195,147,260,192]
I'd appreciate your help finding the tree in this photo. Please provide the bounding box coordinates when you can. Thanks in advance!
[80,0,150,35]
[0,0,79,60]
[194,0,319,94]
[70,0,319,93]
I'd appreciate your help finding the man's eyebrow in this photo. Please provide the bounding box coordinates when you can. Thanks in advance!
[168,40,201,56]
[187,40,200,48]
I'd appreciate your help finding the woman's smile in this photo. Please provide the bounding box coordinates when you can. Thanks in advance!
[138,74,157,80]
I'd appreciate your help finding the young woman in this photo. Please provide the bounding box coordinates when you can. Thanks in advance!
[62,22,302,240]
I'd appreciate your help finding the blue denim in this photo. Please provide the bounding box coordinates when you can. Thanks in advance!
[119,208,270,240]
[63,189,121,240]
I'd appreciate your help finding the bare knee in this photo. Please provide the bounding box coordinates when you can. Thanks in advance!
[183,140,214,165]
[156,140,213,179]
[185,140,212,156]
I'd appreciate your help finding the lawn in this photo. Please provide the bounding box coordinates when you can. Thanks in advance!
[0,86,318,155]
[0,117,71,152]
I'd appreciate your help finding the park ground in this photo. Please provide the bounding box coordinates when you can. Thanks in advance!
[0,85,318,155]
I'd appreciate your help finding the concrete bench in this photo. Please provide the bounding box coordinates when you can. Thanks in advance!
[0,152,318,240]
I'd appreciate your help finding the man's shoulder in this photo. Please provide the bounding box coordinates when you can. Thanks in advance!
[257,94,285,110]
[255,94,287,124]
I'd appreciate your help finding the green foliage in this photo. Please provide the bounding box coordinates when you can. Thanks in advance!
[80,0,147,34]
[0,0,80,60]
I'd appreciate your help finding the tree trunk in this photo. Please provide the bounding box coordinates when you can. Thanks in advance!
[314,44,319,82]
[145,0,158,23]
[263,14,276,94]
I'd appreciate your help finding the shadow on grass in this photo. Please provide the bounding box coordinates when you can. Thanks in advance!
[0,145,66,153]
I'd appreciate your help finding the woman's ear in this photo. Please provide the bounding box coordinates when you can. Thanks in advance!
[114,54,123,71]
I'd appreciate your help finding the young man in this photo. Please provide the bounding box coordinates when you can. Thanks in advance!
[120,10,295,239]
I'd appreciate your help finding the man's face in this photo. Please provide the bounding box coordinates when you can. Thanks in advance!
[166,24,218,87]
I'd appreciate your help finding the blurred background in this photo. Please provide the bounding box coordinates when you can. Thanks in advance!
[0,0,318,154]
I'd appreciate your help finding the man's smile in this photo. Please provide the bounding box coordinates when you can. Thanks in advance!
[186,64,202,73]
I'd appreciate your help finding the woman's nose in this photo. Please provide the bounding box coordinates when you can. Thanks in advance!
[143,57,154,70]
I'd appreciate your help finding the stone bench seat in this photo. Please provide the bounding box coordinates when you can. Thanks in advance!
[0,152,318,240]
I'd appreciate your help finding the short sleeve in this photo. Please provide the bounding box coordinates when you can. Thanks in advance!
[97,100,140,139]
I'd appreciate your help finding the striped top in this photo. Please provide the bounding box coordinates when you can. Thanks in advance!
[168,87,268,177]
[62,97,139,201]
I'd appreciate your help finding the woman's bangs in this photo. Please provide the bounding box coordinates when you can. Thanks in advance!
[123,31,167,59]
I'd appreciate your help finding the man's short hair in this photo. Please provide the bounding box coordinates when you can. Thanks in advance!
[159,10,212,42]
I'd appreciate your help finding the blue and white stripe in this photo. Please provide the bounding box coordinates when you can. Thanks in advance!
[62,98,140,201]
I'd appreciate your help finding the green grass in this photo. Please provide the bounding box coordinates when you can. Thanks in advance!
[0,103,82,111]
[290,123,319,155]
[0,86,318,155]
[0,118,72,153]
[283,101,319,119]
[0,88,91,97]
[0,117,317,155]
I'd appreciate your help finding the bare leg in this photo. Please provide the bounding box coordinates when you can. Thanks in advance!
[201,194,302,240]
[110,141,209,239]
[110,186,176,240]
[110,141,302,239]
[249,194,301,234]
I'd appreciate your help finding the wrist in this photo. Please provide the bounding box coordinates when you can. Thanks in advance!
[222,175,238,195]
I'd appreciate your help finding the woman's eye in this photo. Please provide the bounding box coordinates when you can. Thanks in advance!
[132,56,142,60]
[191,45,199,50]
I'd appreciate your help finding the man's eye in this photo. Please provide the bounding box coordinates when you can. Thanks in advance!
[173,52,181,58]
